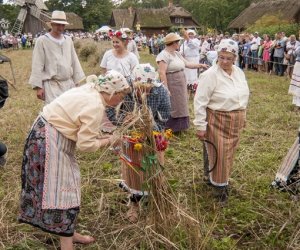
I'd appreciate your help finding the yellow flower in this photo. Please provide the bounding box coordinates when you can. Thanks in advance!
[152,131,160,136]
[131,131,143,139]
[134,143,143,151]
[164,129,173,139]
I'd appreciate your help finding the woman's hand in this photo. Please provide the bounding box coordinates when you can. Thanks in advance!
[196,130,206,141]
[198,64,209,69]
[36,87,45,100]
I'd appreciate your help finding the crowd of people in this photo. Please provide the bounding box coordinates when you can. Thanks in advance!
[3,27,299,81]
[1,9,299,250]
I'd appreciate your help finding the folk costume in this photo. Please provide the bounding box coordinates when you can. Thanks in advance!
[29,11,85,105]
[19,70,130,236]
[288,46,300,107]
[180,30,200,89]
[194,39,249,201]
[100,30,139,132]
[156,38,189,132]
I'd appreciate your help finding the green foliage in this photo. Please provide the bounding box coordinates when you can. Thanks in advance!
[0,4,19,30]
[45,0,113,30]
[181,0,252,32]
[246,14,300,38]
[82,0,113,31]
[118,0,168,8]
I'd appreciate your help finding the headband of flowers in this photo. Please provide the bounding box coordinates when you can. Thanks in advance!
[113,30,128,40]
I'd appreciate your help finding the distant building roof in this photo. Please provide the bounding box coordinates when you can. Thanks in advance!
[110,5,199,30]
[134,9,172,28]
[66,12,84,30]
[228,0,300,29]
[110,8,136,29]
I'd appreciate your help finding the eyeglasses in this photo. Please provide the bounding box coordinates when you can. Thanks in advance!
[218,56,235,62]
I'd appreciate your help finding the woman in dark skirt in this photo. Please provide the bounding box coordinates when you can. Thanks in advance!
[156,32,207,133]
[19,70,130,249]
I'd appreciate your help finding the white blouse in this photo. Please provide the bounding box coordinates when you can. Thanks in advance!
[100,49,139,78]
[156,50,185,72]
[193,64,250,131]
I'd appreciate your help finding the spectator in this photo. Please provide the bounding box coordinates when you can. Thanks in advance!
[273,32,285,76]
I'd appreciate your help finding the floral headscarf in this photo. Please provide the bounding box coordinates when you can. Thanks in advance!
[86,70,130,95]
[217,39,238,56]
[132,63,161,87]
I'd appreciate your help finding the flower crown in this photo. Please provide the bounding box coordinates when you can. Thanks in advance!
[114,31,128,40]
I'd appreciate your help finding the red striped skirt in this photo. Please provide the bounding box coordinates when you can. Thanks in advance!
[205,108,246,186]
[120,137,144,191]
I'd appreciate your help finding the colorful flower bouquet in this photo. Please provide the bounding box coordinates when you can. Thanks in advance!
[119,129,173,169]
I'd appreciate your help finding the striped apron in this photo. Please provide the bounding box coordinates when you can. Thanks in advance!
[205,108,246,186]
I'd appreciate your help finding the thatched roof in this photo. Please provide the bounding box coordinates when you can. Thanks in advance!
[111,5,199,29]
[135,9,172,28]
[165,5,200,26]
[65,12,84,30]
[228,0,300,29]
[110,9,136,29]
[166,6,191,18]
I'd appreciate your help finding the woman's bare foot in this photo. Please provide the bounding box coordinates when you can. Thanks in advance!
[73,232,95,244]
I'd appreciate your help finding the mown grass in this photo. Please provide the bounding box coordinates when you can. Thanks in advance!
[0,42,299,249]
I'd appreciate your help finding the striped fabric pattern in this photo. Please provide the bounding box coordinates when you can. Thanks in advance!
[42,120,80,209]
[288,62,300,106]
[121,138,144,191]
[206,108,246,186]
[275,137,299,183]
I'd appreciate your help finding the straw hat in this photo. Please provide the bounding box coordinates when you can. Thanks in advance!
[217,39,238,56]
[164,33,183,45]
[50,11,69,25]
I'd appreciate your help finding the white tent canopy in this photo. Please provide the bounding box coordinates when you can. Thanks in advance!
[96,25,112,33]
[120,27,132,33]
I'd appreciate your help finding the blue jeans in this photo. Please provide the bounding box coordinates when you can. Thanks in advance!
[274,57,284,76]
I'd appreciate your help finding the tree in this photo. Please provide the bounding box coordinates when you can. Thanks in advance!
[0,4,19,29]
[45,0,113,30]
[83,0,113,30]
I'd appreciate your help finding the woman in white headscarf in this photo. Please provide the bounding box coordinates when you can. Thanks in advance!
[194,39,250,203]
[18,70,130,250]
[180,29,200,91]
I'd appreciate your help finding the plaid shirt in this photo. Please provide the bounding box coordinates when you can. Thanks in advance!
[106,85,170,131]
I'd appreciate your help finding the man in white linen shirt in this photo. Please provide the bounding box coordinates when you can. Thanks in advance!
[29,11,85,105]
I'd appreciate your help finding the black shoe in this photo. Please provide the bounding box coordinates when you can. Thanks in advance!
[203,176,213,186]
[214,186,229,204]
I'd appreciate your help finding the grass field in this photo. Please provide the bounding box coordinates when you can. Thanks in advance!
[0,43,299,249]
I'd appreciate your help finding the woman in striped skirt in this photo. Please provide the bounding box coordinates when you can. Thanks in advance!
[194,39,250,203]
[18,70,130,249]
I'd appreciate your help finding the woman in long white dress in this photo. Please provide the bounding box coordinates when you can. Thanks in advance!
[180,29,200,91]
